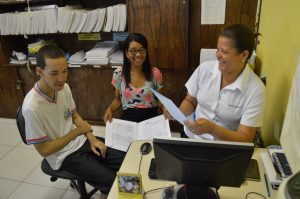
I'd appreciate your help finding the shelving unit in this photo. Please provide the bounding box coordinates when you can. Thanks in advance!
[0,0,259,130]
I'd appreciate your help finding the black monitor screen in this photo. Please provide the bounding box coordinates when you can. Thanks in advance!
[153,137,254,188]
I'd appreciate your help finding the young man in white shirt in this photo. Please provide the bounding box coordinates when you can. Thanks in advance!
[23,45,125,198]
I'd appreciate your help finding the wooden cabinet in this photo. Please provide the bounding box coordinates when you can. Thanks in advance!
[68,67,119,125]
[0,65,24,117]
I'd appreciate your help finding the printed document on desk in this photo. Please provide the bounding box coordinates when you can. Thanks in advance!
[151,89,187,125]
[105,115,171,152]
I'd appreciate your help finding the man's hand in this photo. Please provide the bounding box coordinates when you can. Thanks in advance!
[184,118,216,135]
[89,137,107,158]
[75,120,93,135]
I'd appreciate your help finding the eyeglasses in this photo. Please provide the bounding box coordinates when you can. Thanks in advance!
[128,48,147,55]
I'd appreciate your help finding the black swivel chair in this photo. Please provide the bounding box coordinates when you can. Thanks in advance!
[16,105,99,199]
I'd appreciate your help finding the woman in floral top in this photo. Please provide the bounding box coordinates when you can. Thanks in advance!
[103,33,164,123]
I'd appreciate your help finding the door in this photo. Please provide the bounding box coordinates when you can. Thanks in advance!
[127,0,189,69]
[0,66,24,117]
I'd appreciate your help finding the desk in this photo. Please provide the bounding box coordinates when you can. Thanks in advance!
[108,140,277,199]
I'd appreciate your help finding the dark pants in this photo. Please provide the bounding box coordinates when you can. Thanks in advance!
[61,137,126,195]
[121,107,159,123]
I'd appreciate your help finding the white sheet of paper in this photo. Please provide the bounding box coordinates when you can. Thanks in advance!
[151,89,187,125]
[201,0,226,24]
[105,119,137,152]
[105,115,171,152]
[137,115,171,140]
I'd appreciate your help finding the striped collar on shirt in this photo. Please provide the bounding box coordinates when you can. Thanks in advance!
[34,82,57,103]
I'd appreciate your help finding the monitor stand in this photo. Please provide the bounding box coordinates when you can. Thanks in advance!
[175,185,218,199]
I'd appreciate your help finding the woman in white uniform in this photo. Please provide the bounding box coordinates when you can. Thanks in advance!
[176,24,265,142]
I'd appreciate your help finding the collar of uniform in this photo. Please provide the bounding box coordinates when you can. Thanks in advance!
[205,61,221,83]
[223,64,250,93]
[34,82,57,103]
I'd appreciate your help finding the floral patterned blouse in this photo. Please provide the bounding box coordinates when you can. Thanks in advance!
[111,67,163,110]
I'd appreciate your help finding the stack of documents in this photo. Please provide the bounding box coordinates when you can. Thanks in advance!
[104,4,127,32]
[108,50,123,65]
[0,6,58,35]
[0,4,126,35]
[9,51,27,64]
[85,41,118,65]
[69,50,86,65]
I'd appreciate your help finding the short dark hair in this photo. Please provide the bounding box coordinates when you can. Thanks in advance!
[36,45,65,69]
[220,24,255,60]
[122,33,152,86]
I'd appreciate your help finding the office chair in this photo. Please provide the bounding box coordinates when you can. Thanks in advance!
[16,104,99,199]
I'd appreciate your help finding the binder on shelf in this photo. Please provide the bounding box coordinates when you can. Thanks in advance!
[0,4,127,35]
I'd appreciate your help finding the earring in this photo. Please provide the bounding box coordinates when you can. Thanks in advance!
[242,59,245,63]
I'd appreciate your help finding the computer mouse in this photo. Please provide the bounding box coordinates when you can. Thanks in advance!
[140,142,152,155]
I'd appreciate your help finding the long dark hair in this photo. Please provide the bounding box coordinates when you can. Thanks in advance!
[123,33,152,87]
[220,24,255,60]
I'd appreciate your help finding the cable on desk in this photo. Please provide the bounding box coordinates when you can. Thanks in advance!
[144,187,166,196]
[245,192,267,199]
[137,154,143,174]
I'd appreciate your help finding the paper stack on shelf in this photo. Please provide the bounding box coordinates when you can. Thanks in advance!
[103,6,114,32]
[9,51,27,64]
[109,50,123,65]
[112,5,119,32]
[69,50,87,65]
[0,4,127,35]
[81,9,98,33]
[118,4,127,31]
[85,41,118,65]
[92,8,106,32]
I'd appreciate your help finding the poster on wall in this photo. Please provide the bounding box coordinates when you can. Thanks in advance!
[201,0,226,24]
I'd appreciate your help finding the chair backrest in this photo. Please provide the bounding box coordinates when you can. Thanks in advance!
[16,104,28,145]
[199,48,217,64]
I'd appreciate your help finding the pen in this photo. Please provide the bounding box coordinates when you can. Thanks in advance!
[193,112,196,121]
[264,173,271,197]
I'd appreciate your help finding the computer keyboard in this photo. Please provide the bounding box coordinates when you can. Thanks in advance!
[148,158,157,179]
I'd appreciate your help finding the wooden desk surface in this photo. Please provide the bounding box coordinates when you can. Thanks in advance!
[108,140,278,199]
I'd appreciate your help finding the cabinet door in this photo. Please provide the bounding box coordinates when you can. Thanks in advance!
[127,0,189,69]
[0,66,24,117]
[68,67,118,125]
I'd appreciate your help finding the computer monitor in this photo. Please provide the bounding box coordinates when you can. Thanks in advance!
[153,137,254,198]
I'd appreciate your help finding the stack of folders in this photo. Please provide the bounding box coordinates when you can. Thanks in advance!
[69,50,87,66]
[0,4,127,35]
[108,50,124,65]
[85,41,118,65]
[0,5,58,35]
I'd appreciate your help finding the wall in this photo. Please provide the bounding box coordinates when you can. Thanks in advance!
[256,0,300,145]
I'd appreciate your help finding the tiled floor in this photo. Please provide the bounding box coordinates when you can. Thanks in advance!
[0,117,105,199]
[0,117,181,199]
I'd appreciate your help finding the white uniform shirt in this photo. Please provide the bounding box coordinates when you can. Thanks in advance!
[22,83,86,170]
[185,60,265,140]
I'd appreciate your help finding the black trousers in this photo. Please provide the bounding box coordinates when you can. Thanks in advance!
[61,137,126,195]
